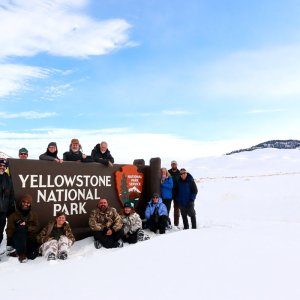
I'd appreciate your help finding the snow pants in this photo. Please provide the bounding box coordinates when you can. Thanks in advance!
[40,236,72,259]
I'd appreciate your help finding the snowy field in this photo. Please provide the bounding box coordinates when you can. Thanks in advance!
[1,148,300,300]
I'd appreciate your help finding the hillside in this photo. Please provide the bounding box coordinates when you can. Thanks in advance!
[226,139,300,155]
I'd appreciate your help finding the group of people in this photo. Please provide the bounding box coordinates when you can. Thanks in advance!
[145,160,198,234]
[39,139,114,167]
[3,194,149,263]
[17,139,114,167]
[89,198,149,249]
[0,140,198,263]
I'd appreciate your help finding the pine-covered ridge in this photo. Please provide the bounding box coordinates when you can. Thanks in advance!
[226,139,300,155]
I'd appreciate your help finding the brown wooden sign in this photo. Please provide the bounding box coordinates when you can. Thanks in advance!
[8,158,161,240]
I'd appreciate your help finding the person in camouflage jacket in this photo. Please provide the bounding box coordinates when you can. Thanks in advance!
[120,202,149,244]
[37,212,75,260]
[89,198,124,249]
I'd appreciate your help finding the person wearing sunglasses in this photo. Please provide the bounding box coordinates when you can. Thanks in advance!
[176,168,198,229]
[39,142,63,163]
[18,147,29,159]
[144,193,169,234]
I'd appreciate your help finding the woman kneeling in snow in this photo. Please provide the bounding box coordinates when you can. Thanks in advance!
[120,202,149,244]
[37,212,75,260]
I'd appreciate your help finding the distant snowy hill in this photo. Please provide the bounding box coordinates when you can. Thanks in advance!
[226,139,300,155]
[185,148,300,179]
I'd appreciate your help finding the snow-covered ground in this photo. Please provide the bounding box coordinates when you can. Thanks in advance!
[1,148,300,300]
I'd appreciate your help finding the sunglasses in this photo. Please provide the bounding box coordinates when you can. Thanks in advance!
[20,153,28,155]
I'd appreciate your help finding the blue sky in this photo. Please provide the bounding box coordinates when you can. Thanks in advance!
[1,0,300,165]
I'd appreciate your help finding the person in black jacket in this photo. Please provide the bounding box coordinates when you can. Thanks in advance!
[0,159,15,250]
[63,138,93,162]
[168,160,181,226]
[6,194,39,263]
[176,168,198,229]
[91,141,114,167]
[39,142,63,163]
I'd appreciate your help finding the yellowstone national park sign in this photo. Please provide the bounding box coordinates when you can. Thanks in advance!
[9,158,161,239]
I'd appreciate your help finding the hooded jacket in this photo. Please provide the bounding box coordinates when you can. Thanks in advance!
[39,144,60,161]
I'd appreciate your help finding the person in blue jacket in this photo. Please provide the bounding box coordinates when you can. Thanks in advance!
[160,167,173,227]
[160,168,173,216]
[176,168,198,229]
[145,193,168,234]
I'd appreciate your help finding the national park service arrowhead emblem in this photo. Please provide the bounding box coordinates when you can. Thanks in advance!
[115,165,144,207]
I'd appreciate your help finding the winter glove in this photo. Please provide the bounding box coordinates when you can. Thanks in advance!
[15,219,25,226]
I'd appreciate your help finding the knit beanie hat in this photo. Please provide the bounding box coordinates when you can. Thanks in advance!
[48,142,57,148]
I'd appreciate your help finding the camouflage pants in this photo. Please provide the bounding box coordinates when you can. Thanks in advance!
[40,236,72,259]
